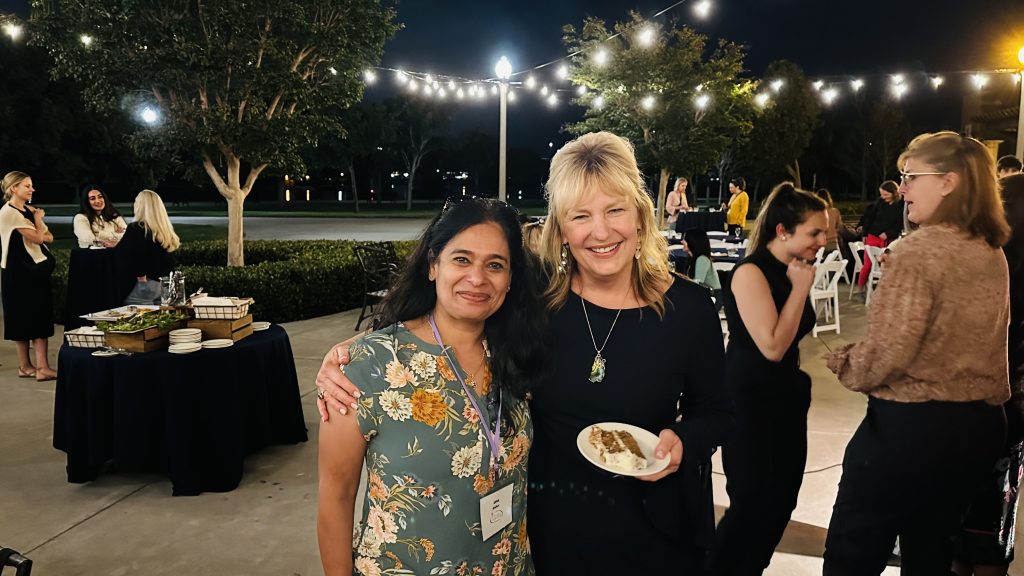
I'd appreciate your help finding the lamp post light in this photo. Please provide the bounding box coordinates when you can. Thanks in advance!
[1017,47,1024,160]
[495,56,512,202]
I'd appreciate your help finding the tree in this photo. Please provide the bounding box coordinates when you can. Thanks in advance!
[30,0,398,265]
[563,13,754,226]
[392,98,449,210]
[738,60,820,190]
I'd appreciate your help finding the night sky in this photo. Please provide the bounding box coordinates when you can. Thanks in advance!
[3,0,1023,152]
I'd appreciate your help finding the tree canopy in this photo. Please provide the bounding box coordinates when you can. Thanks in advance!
[29,0,399,265]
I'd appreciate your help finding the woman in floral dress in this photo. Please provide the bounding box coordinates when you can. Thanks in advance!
[317,197,546,576]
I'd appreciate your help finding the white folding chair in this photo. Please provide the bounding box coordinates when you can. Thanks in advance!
[847,241,865,300]
[812,250,842,291]
[811,259,847,337]
[864,246,885,305]
[813,246,826,266]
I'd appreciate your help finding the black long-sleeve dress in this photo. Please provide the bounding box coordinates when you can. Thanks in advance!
[528,277,733,573]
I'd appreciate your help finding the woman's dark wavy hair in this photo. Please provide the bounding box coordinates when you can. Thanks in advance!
[747,181,827,254]
[683,228,713,278]
[374,197,547,413]
[79,185,121,228]
[729,176,746,191]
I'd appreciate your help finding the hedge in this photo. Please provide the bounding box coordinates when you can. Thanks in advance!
[52,240,416,325]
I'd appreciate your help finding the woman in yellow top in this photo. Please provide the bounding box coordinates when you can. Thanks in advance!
[724,177,749,236]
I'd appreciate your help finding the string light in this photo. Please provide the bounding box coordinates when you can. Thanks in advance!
[638,27,655,47]
[851,78,864,92]
[456,88,465,99]
[363,69,376,83]
[890,73,905,85]
[540,85,549,96]
[576,85,588,95]
[822,87,839,105]
[547,94,559,107]
[694,93,710,110]
[812,80,824,91]
[556,64,569,80]
[931,75,944,89]
[3,22,22,41]
[508,90,517,102]
[770,79,784,93]
[79,34,93,46]
[891,83,908,99]
[526,75,537,89]
[395,70,407,84]
[754,93,770,107]
[593,95,605,109]
[642,95,655,110]
[971,73,989,90]
[594,49,609,67]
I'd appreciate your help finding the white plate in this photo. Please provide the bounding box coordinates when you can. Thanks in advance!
[201,339,234,349]
[91,350,119,357]
[168,344,202,352]
[252,322,271,331]
[576,422,670,477]
[168,347,200,355]
[169,328,202,336]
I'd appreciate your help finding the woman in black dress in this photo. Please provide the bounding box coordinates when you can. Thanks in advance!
[0,171,56,381]
[116,189,179,305]
[710,182,827,575]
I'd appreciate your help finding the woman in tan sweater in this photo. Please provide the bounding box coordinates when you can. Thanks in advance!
[823,132,1012,575]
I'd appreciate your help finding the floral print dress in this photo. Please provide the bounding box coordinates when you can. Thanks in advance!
[346,323,533,576]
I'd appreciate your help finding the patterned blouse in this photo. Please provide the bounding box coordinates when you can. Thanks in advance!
[347,323,533,576]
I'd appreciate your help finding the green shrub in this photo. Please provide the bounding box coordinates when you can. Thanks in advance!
[52,240,416,325]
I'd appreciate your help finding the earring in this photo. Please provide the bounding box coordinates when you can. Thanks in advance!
[634,244,642,260]
[558,244,569,273]
[506,284,511,293]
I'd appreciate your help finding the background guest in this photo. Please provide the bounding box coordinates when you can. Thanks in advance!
[952,172,1024,576]
[710,182,826,575]
[723,177,749,236]
[666,177,690,229]
[117,190,180,305]
[815,188,843,253]
[682,228,722,306]
[855,180,904,287]
[824,132,1010,574]
[997,155,1023,179]
[0,171,56,382]
[73,184,126,248]
[521,217,545,255]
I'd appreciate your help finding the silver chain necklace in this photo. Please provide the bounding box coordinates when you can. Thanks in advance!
[580,295,623,383]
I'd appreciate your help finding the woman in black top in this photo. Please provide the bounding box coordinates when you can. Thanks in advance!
[0,171,57,381]
[710,182,827,575]
[117,190,179,305]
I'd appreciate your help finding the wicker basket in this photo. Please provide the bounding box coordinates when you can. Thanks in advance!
[65,330,106,348]
[193,298,253,320]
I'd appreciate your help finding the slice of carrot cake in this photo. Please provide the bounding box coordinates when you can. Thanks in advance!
[588,425,648,472]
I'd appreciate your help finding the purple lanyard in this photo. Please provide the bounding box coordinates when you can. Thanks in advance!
[428,313,502,472]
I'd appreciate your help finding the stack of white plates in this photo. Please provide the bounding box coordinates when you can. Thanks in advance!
[252,321,271,331]
[201,339,234,349]
[168,342,202,354]
[169,328,202,345]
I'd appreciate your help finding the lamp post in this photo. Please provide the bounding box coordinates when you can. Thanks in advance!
[1017,47,1024,160]
[495,56,512,202]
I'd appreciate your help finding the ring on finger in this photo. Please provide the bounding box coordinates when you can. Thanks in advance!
[316,388,325,400]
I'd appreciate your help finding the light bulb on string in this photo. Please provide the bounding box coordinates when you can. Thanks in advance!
[526,75,537,89]
[363,69,376,83]
[754,93,770,107]
[931,76,944,89]
[890,73,905,85]
[971,73,989,90]
[3,23,23,41]
[456,88,465,99]
[694,93,710,110]
[425,74,434,84]
[594,49,609,67]
[577,85,588,96]
[438,88,447,99]
[770,79,784,93]
[557,64,569,80]
[540,85,549,95]
[395,70,407,84]
[822,87,839,105]
[851,78,864,92]
[508,90,517,102]
[547,94,558,107]
[448,80,456,90]
[80,34,93,47]
[642,95,655,110]
[812,80,824,91]
[408,79,418,93]
[891,83,908,99]
[491,85,498,95]
[593,95,605,109]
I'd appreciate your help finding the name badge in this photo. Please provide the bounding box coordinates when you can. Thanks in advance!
[479,483,513,541]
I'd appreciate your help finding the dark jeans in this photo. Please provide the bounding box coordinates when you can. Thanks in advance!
[710,371,811,575]
[823,398,1006,576]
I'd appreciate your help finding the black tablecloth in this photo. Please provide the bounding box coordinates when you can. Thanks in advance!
[52,325,308,495]
[64,248,134,329]
[668,247,744,273]
[674,211,727,234]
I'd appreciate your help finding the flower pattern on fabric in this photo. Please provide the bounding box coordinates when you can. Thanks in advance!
[347,324,533,576]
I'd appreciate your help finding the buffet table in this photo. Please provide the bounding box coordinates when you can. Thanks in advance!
[52,325,308,496]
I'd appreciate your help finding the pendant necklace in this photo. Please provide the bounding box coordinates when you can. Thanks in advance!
[580,294,623,383]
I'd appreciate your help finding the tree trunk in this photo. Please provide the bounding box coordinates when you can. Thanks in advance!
[656,168,669,229]
[226,194,245,266]
[407,155,421,211]
[786,159,802,189]
[348,162,360,213]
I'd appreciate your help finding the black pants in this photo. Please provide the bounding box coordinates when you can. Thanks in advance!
[823,398,1006,576]
[710,372,811,575]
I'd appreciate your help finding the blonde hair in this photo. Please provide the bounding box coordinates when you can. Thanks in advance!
[522,219,545,255]
[133,189,180,252]
[897,131,1009,248]
[2,171,30,202]
[539,132,671,315]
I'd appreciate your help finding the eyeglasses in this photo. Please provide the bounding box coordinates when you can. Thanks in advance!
[899,171,947,187]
